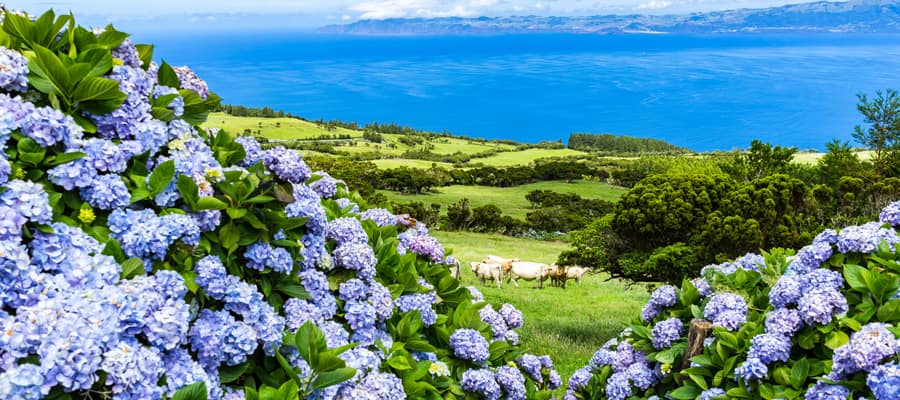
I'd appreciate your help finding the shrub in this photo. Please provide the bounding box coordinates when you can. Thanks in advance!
[0,9,561,400]
[566,202,900,400]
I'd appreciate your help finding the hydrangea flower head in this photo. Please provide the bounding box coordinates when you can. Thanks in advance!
[450,328,490,363]
[651,317,683,350]
[641,285,678,322]
[0,46,28,92]
[704,293,747,331]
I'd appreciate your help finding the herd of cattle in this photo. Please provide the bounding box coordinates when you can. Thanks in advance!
[448,255,592,289]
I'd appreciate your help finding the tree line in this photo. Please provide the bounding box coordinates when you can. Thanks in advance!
[568,133,692,155]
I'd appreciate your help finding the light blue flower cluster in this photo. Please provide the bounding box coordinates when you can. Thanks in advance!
[397,227,445,263]
[0,46,28,92]
[450,328,491,363]
[461,369,502,400]
[1,179,53,225]
[881,200,900,226]
[829,323,897,380]
[836,221,900,254]
[235,135,264,167]
[0,94,28,143]
[699,387,726,400]
[395,291,438,327]
[92,65,153,139]
[21,105,83,148]
[112,38,142,69]
[333,242,377,279]
[326,217,369,245]
[640,285,678,322]
[771,267,847,326]
[804,381,850,399]
[108,208,200,267]
[867,361,900,400]
[153,85,185,117]
[703,293,747,331]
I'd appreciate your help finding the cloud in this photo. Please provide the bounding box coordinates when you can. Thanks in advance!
[349,0,506,19]
[637,0,671,10]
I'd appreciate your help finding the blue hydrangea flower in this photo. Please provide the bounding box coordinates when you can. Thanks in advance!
[101,339,165,399]
[283,298,323,330]
[787,242,833,274]
[369,281,394,322]
[605,372,632,400]
[189,309,258,369]
[567,366,593,393]
[0,46,29,92]
[0,94,29,145]
[461,369,501,400]
[641,285,678,322]
[480,305,509,338]
[21,105,82,148]
[263,146,310,183]
[0,205,26,241]
[748,333,792,365]
[498,303,524,329]
[764,308,803,336]
[81,174,131,210]
[235,136,264,167]
[191,210,222,232]
[82,138,131,173]
[0,363,43,400]
[161,348,220,399]
[397,230,445,263]
[692,277,713,297]
[467,286,485,303]
[735,357,767,382]
[48,157,97,190]
[310,171,342,198]
[837,221,900,254]
[881,201,900,226]
[1,179,53,225]
[360,208,395,227]
[868,361,900,400]
[92,66,153,139]
[704,293,747,331]
[805,381,850,400]
[395,292,437,327]
[333,242,377,279]
[339,278,369,302]
[651,317,683,350]
[450,328,490,363]
[830,323,896,379]
[700,388,726,400]
[798,288,847,326]
[172,65,210,99]
[627,361,657,390]
[770,274,803,308]
[244,242,272,271]
[496,366,526,400]
[326,217,368,245]
[112,38,142,68]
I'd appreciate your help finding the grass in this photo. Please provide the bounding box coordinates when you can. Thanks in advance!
[381,180,628,219]
[792,150,874,165]
[204,112,362,140]
[472,148,588,167]
[433,231,648,386]
[370,159,455,170]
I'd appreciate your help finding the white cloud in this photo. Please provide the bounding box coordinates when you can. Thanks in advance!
[348,0,485,19]
[637,1,671,10]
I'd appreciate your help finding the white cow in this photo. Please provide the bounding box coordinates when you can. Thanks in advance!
[566,266,592,284]
[507,261,551,288]
[483,255,519,278]
[470,261,502,288]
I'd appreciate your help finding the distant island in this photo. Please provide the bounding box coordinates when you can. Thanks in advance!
[319,0,900,35]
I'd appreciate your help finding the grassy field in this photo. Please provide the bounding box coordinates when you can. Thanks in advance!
[793,150,874,165]
[381,180,627,219]
[370,159,455,170]
[433,231,648,387]
[205,113,362,140]
[472,148,588,167]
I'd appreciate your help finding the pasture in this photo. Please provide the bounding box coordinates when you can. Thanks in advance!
[381,180,627,219]
[205,113,362,140]
[471,148,588,167]
[433,231,648,387]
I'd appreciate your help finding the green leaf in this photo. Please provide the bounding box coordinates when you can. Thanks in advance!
[219,222,240,252]
[29,44,71,95]
[171,382,207,400]
[667,385,700,399]
[196,196,227,210]
[312,368,357,391]
[136,44,154,68]
[219,362,250,384]
[275,281,310,299]
[148,160,175,197]
[387,355,412,370]
[96,29,128,49]
[825,330,849,350]
[47,151,86,167]
[120,258,145,279]
[315,351,348,371]
[177,174,200,208]
[17,137,47,166]
[158,61,180,88]
[790,358,809,389]
[843,264,869,292]
[71,76,121,103]
[295,321,318,366]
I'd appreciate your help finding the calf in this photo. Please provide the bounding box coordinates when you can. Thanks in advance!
[483,255,519,279]
[469,261,502,288]
[548,264,568,288]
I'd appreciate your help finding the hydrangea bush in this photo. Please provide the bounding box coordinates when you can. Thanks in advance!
[0,9,561,400]
[567,208,900,399]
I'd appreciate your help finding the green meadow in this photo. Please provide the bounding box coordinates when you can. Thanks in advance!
[381,180,627,219]
[433,231,648,386]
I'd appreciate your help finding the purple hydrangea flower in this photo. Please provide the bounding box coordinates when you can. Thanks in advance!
[0,46,29,92]
[837,222,900,254]
[450,328,490,363]
[338,278,369,302]
[326,217,368,245]
[881,201,900,226]
[48,157,97,190]
[92,66,153,139]
[310,171,342,198]
[461,369,501,400]
[496,366,526,400]
[499,303,524,329]
[787,242,833,274]
[764,308,803,336]
[748,333,792,365]
[112,38,142,68]
[22,105,82,147]
[397,230,445,263]
[480,305,509,338]
[798,288,848,326]
[692,277,713,297]
[605,372,632,400]
[263,146,311,183]
[830,323,896,379]
[651,317,683,350]
[805,381,850,400]
[641,285,678,322]
[172,65,210,99]
[395,292,437,327]
[82,138,131,173]
[770,274,803,308]
[704,293,747,331]
[567,366,593,393]
[814,229,838,245]
[360,208,395,227]
[283,298,322,330]
[735,357,767,382]
[235,136,264,167]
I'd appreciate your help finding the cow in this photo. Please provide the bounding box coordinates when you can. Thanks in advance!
[507,261,551,288]
[483,255,519,279]
[469,261,502,288]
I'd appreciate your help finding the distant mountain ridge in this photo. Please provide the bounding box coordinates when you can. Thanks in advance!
[319,0,900,35]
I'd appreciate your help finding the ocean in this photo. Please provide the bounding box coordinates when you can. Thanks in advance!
[144,33,900,151]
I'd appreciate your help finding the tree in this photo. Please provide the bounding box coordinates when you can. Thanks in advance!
[745,140,797,179]
[817,139,863,185]
[852,89,900,179]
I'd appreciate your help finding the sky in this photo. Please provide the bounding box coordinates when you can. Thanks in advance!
[4,0,824,31]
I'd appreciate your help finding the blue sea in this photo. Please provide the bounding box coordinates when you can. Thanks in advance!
[144,33,900,151]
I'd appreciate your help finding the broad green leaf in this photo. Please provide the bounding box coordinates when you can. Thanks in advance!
[176,175,200,208]
[148,160,175,197]
[312,368,357,391]
[136,44,153,68]
[171,382,207,400]
[72,76,121,102]
[790,358,809,389]
[158,61,180,88]
[29,44,71,95]
[120,258,145,279]
[196,196,227,210]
